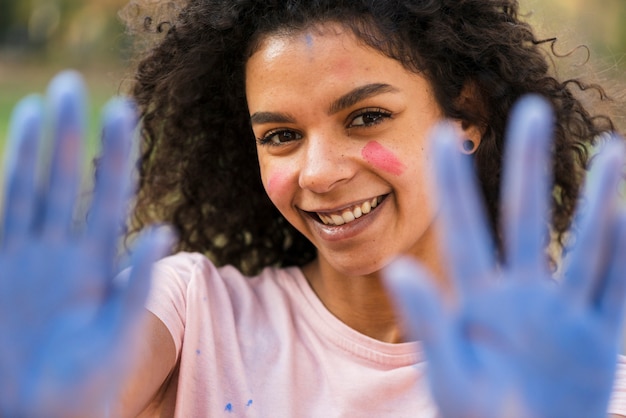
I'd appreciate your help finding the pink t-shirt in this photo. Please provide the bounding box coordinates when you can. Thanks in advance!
[146,252,626,417]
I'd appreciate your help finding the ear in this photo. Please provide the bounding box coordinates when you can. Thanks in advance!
[458,121,484,155]
[452,81,487,155]
[449,119,483,155]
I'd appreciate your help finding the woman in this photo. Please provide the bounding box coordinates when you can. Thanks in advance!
[1,0,625,417]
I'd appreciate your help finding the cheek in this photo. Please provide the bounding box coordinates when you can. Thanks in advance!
[361,141,406,176]
[265,172,292,203]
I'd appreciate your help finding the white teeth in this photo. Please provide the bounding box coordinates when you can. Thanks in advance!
[316,196,385,226]
[342,211,355,223]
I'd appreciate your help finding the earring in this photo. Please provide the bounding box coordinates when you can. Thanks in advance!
[462,139,477,154]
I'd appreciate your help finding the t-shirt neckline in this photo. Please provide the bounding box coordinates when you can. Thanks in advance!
[282,265,424,368]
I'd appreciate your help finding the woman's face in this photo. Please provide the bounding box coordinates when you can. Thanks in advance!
[246,24,445,276]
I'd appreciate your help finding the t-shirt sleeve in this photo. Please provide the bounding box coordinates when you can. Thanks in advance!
[144,253,201,357]
[609,355,626,415]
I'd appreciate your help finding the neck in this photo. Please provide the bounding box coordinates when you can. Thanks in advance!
[303,261,404,343]
[301,224,448,344]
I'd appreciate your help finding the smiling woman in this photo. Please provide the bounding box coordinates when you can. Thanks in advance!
[114,1,625,416]
[127,1,620,278]
[1,0,626,417]
[247,27,445,284]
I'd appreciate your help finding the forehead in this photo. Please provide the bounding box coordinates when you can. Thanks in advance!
[248,25,370,72]
[248,22,362,59]
[244,24,418,105]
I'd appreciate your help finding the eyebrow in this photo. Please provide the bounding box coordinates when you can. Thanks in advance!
[250,111,297,125]
[328,83,399,115]
[249,83,399,125]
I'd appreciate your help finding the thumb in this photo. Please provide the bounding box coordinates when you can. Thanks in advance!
[383,257,447,344]
[383,257,470,414]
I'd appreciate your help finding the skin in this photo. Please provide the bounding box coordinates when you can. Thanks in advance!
[247,26,480,342]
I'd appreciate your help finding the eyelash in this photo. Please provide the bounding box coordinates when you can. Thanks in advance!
[256,108,393,147]
[256,130,303,147]
[347,108,393,129]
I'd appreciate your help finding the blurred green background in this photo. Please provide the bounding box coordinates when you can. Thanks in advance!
[0,0,134,158]
[0,0,624,159]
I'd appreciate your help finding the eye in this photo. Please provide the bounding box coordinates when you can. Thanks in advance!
[349,108,392,128]
[257,129,303,146]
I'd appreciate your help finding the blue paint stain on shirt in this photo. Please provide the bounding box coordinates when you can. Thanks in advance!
[225,403,233,412]
[196,349,201,355]
[247,399,253,407]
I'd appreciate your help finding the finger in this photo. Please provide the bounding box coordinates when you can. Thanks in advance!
[432,123,496,295]
[1,96,44,250]
[85,99,137,265]
[104,226,175,333]
[563,137,625,304]
[60,227,174,414]
[383,257,468,399]
[597,207,626,333]
[383,257,448,343]
[501,95,554,280]
[41,71,87,238]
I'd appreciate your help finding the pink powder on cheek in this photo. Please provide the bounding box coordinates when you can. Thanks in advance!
[266,173,289,198]
[361,141,406,176]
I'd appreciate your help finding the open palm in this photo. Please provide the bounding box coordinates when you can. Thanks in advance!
[0,72,172,417]
[385,96,626,418]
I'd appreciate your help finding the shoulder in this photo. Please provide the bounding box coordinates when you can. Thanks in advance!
[151,251,302,296]
[151,251,213,284]
[148,252,305,329]
[146,252,307,363]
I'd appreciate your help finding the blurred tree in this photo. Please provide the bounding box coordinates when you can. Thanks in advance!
[0,0,128,67]
[0,0,18,42]
[0,0,30,47]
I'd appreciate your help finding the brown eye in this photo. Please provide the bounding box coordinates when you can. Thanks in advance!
[349,109,392,128]
[259,130,302,146]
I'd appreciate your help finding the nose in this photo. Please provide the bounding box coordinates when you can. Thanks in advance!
[298,133,355,194]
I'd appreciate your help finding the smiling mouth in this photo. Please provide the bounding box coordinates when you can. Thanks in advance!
[307,195,388,226]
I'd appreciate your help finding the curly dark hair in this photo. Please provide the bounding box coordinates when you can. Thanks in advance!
[120,0,617,274]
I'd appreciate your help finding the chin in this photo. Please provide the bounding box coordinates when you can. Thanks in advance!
[326,255,394,278]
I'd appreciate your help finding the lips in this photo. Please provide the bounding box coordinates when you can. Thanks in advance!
[308,195,387,226]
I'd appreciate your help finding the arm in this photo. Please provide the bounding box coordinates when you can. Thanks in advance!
[113,312,177,417]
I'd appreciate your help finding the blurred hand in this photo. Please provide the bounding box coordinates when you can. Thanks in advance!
[385,96,626,418]
[0,72,172,417]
